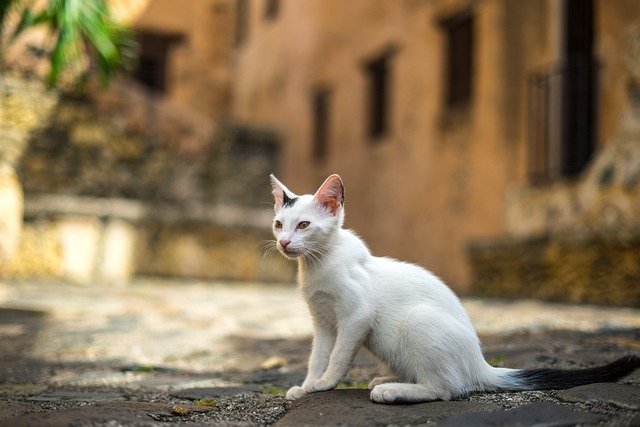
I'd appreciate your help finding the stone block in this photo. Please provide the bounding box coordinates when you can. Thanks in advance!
[56,217,102,284]
[439,402,607,426]
[469,229,640,306]
[276,389,501,426]
[98,219,137,284]
[134,222,294,283]
[1,221,62,278]
[557,382,640,410]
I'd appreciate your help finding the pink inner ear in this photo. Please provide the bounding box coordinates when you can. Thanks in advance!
[317,193,340,214]
[272,188,284,209]
[315,175,344,215]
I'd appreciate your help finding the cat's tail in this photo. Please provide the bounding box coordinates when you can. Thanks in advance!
[485,354,640,392]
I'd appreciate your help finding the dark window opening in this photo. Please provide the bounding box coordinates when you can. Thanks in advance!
[365,53,392,139]
[441,12,474,109]
[235,0,249,46]
[133,31,182,93]
[312,88,330,161]
[561,0,596,177]
[264,0,279,20]
[527,0,597,184]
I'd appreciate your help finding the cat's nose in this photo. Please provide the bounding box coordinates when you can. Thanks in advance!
[279,239,291,249]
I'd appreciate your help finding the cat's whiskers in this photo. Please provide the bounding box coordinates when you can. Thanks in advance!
[257,239,279,259]
[301,242,333,267]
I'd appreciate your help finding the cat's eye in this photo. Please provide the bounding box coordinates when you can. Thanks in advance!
[297,221,310,230]
[274,220,283,229]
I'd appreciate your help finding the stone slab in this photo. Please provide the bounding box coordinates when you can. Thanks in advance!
[0,406,210,427]
[276,389,501,426]
[248,370,305,389]
[0,384,47,396]
[557,382,640,410]
[439,402,607,427]
[0,401,41,419]
[95,401,213,414]
[26,390,127,402]
[172,386,261,400]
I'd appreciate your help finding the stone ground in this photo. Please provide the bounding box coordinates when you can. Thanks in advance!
[0,279,639,426]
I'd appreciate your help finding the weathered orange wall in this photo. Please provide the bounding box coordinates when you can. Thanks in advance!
[228,0,640,291]
[132,0,234,121]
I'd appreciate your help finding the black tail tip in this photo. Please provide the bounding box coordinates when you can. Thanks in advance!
[513,353,640,391]
[614,354,640,372]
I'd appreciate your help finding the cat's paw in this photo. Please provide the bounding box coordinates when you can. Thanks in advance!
[304,378,337,393]
[370,384,399,404]
[285,386,307,400]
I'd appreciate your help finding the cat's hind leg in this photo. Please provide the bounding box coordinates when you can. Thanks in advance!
[368,375,398,389]
[370,383,451,404]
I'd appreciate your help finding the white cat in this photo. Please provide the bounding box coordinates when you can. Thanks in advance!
[269,173,640,404]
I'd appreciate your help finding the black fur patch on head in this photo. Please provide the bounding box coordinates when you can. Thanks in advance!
[283,192,298,207]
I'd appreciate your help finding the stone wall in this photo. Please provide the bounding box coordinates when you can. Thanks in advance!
[135,221,291,283]
[469,26,640,306]
[3,194,293,284]
[470,107,640,306]
[0,76,59,268]
[505,114,640,237]
[470,121,640,306]
[469,228,640,306]
[20,81,278,208]
[2,75,292,284]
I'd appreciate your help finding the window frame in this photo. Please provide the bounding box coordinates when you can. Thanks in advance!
[363,49,396,141]
[440,11,474,110]
[311,87,331,162]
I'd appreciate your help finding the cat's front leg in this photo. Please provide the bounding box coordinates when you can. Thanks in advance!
[286,324,335,400]
[304,314,371,393]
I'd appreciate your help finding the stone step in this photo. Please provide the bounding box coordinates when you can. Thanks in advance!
[468,228,640,306]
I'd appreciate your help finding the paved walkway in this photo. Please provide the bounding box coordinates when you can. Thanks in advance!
[0,279,639,425]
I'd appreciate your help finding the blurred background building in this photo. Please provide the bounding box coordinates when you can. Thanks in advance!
[1,0,639,305]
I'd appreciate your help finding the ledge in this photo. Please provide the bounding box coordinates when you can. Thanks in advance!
[24,193,273,230]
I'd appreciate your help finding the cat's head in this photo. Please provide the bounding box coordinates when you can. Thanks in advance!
[269,174,345,260]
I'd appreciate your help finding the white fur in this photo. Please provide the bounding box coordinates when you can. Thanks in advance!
[269,174,519,404]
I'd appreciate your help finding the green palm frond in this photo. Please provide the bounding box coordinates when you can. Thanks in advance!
[3,0,136,86]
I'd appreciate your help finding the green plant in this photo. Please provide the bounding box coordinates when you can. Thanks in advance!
[1,0,136,86]
[194,398,217,407]
[336,381,369,390]
[259,385,286,395]
[488,353,505,367]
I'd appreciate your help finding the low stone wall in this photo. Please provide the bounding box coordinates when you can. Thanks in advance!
[2,75,289,285]
[135,221,291,283]
[468,227,640,306]
[2,194,294,285]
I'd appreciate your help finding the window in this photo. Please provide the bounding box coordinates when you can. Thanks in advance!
[441,12,473,108]
[264,0,279,20]
[312,88,330,161]
[527,0,596,184]
[364,52,392,139]
[561,0,596,177]
[133,31,183,93]
[235,0,249,46]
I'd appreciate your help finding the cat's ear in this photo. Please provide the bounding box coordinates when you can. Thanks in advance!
[270,174,298,211]
[314,174,345,216]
